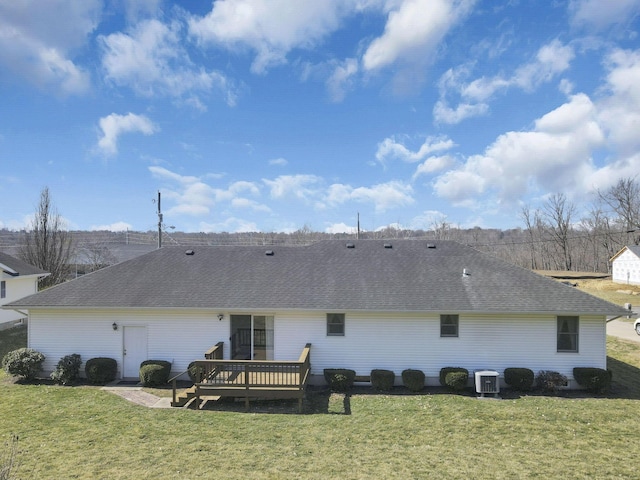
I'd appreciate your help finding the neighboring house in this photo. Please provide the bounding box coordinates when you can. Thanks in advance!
[4,240,628,386]
[611,246,640,286]
[0,252,48,327]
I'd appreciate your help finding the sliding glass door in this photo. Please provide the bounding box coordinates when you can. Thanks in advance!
[230,314,274,360]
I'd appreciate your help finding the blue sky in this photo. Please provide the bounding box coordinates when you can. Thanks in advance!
[2,0,640,234]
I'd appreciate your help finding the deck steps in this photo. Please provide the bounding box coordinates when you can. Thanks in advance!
[172,386,197,407]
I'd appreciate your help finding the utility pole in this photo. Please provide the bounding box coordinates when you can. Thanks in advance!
[157,190,162,249]
[357,212,360,240]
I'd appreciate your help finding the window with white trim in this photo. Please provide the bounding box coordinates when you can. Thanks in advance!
[440,314,458,337]
[327,313,345,336]
[557,316,579,352]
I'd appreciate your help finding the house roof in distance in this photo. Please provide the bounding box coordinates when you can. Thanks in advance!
[0,252,48,277]
[610,245,640,262]
[7,240,628,316]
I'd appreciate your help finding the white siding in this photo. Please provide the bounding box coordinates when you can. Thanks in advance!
[29,309,229,378]
[612,249,640,286]
[0,275,39,324]
[29,308,607,385]
[276,311,607,385]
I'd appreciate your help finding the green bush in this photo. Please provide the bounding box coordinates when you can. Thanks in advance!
[323,368,356,392]
[504,368,534,391]
[445,371,469,391]
[439,367,469,391]
[535,370,568,392]
[370,369,395,391]
[2,348,45,380]
[85,357,117,384]
[188,361,206,383]
[50,354,82,385]
[139,360,171,386]
[573,367,612,393]
[401,369,425,392]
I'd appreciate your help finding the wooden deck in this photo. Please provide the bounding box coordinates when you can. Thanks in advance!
[171,343,311,412]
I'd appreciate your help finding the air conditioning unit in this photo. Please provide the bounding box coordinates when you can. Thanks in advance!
[474,370,500,396]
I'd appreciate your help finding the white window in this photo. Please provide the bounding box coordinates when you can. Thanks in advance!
[327,313,345,336]
[440,314,459,337]
[557,316,579,352]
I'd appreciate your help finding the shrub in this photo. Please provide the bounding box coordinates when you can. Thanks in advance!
[439,367,469,391]
[50,354,82,385]
[370,369,395,391]
[573,367,612,394]
[323,368,356,392]
[2,348,45,380]
[535,370,568,392]
[187,361,206,383]
[504,368,534,391]
[445,371,469,391]
[85,357,117,385]
[401,369,425,392]
[139,360,171,386]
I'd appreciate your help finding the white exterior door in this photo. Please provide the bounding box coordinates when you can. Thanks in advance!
[123,326,147,379]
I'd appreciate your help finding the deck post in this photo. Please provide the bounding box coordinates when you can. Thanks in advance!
[244,363,250,411]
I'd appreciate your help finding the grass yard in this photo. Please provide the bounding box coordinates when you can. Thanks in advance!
[0,335,639,479]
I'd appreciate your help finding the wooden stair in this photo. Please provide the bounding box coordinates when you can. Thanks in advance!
[171,386,197,407]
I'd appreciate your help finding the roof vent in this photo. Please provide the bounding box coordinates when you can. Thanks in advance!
[346,243,355,249]
[185,250,195,256]
[462,268,470,277]
[384,243,392,249]
[265,250,274,256]
[427,243,436,249]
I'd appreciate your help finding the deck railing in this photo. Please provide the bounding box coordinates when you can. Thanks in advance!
[171,343,312,412]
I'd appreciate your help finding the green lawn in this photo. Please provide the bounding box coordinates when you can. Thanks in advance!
[1,333,640,479]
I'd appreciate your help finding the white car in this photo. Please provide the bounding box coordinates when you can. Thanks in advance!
[635,318,640,336]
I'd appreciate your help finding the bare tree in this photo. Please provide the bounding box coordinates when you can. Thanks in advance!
[20,188,74,289]
[597,177,640,244]
[542,193,576,271]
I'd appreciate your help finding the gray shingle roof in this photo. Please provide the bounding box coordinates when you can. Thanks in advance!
[7,240,628,315]
[0,252,48,277]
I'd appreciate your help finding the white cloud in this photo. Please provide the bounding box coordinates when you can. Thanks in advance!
[231,197,271,212]
[412,155,456,180]
[433,93,604,205]
[435,40,574,124]
[269,157,288,166]
[597,48,640,156]
[326,58,359,102]
[90,221,133,232]
[569,0,640,30]
[263,174,323,200]
[0,0,98,95]
[324,222,357,234]
[100,19,236,107]
[324,180,414,213]
[188,0,352,74]
[376,135,455,165]
[97,113,158,156]
[362,0,474,72]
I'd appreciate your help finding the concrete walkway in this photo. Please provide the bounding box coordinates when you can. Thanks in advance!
[607,318,640,343]
[101,383,172,408]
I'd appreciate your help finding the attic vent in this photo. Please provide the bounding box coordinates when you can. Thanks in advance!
[185,250,195,256]
[265,250,274,256]
[383,243,392,249]
[427,243,436,249]
[346,243,355,248]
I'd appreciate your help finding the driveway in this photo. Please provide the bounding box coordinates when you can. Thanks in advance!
[607,318,640,343]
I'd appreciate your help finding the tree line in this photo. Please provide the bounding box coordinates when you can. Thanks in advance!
[6,179,640,289]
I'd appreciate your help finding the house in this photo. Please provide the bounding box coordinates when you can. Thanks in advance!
[611,246,640,286]
[4,240,628,387]
[0,252,48,328]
